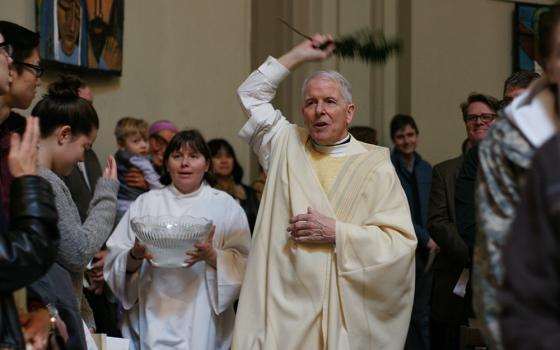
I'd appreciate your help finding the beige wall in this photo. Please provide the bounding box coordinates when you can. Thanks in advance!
[0,0,252,177]
[0,0,520,176]
[404,0,513,164]
[250,0,516,166]
[251,0,399,149]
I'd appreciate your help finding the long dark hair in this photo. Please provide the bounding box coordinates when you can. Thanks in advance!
[32,79,98,138]
[160,130,215,186]
[207,138,244,184]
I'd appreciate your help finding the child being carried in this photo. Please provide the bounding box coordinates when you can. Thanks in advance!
[114,117,163,221]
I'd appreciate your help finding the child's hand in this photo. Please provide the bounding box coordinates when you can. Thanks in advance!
[102,155,117,179]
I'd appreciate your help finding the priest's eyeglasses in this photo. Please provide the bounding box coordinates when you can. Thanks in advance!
[0,42,13,58]
[465,113,497,124]
[14,61,44,78]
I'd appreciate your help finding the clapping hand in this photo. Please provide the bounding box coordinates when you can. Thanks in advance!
[102,155,117,180]
[8,116,39,177]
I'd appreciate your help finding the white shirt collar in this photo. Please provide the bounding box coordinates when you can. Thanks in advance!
[169,182,206,198]
[310,134,351,156]
[506,83,557,148]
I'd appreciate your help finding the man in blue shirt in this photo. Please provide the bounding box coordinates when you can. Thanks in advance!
[390,114,434,350]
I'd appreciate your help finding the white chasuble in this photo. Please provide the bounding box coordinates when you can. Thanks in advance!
[232,125,417,350]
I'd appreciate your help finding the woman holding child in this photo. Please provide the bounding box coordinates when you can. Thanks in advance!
[114,117,163,221]
[104,130,251,350]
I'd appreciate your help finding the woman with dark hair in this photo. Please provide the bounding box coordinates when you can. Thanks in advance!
[0,117,61,350]
[104,130,250,350]
[29,78,118,347]
[208,138,259,231]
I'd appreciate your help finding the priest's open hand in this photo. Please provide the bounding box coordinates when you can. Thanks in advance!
[288,207,336,244]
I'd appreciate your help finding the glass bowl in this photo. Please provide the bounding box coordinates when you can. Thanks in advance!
[130,215,213,268]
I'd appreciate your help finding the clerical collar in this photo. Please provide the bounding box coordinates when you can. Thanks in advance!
[310,134,351,156]
[169,182,206,198]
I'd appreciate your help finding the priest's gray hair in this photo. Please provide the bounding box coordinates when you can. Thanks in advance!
[302,70,353,103]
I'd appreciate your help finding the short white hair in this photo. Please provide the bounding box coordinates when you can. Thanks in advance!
[301,70,353,103]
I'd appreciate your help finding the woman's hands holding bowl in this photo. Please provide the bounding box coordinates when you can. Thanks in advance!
[126,239,154,273]
[186,226,216,269]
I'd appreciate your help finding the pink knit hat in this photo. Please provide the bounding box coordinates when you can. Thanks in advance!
[148,120,179,136]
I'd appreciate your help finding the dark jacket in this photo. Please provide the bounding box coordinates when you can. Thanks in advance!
[63,148,102,222]
[240,184,259,233]
[391,151,432,249]
[455,145,479,251]
[0,113,25,216]
[0,176,59,349]
[28,264,87,350]
[115,149,148,203]
[499,133,560,349]
[428,154,470,323]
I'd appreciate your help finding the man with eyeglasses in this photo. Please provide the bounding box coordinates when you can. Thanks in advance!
[474,7,560,350]
[428,92,500,350]
[456,93,501,265]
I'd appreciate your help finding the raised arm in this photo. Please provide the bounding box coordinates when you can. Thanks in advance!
[277,34,335,70]
[55,157,118,272]
[237,35,335,171]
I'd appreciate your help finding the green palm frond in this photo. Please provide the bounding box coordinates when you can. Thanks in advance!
[325,29,401,64]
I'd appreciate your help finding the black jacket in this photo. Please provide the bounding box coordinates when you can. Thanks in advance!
[0,176,59,349]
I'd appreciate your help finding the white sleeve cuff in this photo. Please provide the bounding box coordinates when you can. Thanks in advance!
[258,56,291,86]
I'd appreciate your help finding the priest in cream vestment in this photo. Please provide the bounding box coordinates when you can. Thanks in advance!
[232,35,417,350]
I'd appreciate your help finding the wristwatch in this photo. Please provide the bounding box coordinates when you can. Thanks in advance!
[46,303,58,332]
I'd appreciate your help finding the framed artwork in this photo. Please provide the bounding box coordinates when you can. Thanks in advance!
[36,0,124,76]
[513,2,551,72]
[496,0,557,4]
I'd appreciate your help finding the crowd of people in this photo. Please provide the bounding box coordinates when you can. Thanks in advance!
[1,6,560,350]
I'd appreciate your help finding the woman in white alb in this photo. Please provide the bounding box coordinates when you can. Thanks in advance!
[104,130,251,349]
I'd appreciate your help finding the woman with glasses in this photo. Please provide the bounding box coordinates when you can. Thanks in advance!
[148,120,179,174]
[0,21,44,219]
[0,21,43,133]
[0,29,62,350]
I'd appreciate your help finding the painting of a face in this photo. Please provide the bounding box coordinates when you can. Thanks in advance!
[57,0,81,55]
[37,0,124,74]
